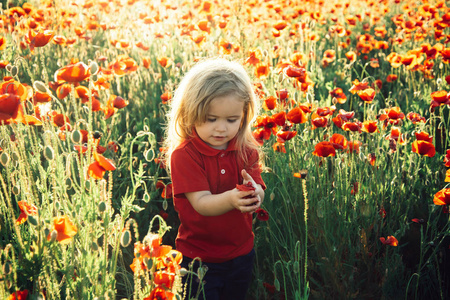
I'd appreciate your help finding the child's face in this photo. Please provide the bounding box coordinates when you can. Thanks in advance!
[195,94,244,150]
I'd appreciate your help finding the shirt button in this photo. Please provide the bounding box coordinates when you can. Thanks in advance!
[221,169,226,174]
[220,153,225,158]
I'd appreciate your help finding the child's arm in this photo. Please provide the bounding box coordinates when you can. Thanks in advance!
[185,188,261,216]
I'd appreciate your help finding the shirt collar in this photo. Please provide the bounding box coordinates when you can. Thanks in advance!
[190,129,238,156]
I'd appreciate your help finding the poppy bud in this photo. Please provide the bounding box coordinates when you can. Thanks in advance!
[65,177,72,190]
[144,256,152,269]
[293,261,299,273]
[11,151,19,162]
[162,199,168,211]
[270,192,275,201]
[33,81,48,93]
[144,149,154,162]
[49,230,58,242]
[85,180,91,191]
[0,152,10,166]
[12,185,20,195]
[3,261,12,275]
[274,278,280,291]
[120,230,131,247]
[179,268,188,276]
[89,61,99,76]
[91,241,99,251]
[143,192,150,203]
[10,65,18,77]
[28,215,38,226]
[5,64,12,72]
[98,201,107,213]
[198,265,208,280]
[71,130,83,144]
[43,145,54,160]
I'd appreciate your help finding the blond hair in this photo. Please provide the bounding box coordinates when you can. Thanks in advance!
[164,58,261,170]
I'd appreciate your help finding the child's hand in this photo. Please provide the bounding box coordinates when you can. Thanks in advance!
[239,169,264,211]
[229,187,261,213]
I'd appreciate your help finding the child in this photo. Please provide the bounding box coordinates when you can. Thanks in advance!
[164,58,266,299]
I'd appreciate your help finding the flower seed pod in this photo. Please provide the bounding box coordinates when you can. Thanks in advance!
[98,201,107,213]
[43,145,54,160]
[89,61,99,76]
[33,81,48,93]
[179,267,188,276]
[10,65,18,76]
[270,192,275,201]
[0,152,10,167]
[28,215,38,226]
[120,230,131,247]
[49,230,58,242]
[71,130,82,144]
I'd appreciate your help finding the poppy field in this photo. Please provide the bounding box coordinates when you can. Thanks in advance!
[1,0,450,299]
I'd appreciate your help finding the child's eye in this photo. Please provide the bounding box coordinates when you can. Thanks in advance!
[207,118,216,122]
[227,119,238,123]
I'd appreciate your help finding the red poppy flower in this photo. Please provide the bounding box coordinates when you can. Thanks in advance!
[386,127,407,145]
[88,152,116,179]
[263,96,277,111]
[47,215,77,244]
[26,29,54,52]
[255,208,269,221]
[357,88,375,103]
[415,131,432,143]
[143,286,175,300]
[110,55,138,76]
[361,120,378,133]
[406,112,426,124]
[156,181,173,199]
[444,149,450,167]
[55,62,90,84]
[287,107,308,124]
[7,290,29,300]
[276,129,297,142]
[16,200,38,225]
[431,90,450,110]
[311,116,327,129]
[330,87,347,104]
[386,74,398,82]
[349,79,370,94]
[254,63,270,79]
[347,141,362,153]
[0,93,23,125]
[330,133,348,150]
[283,65,307,80]
[412,140,436,157]
[385,107,405,120]
[313,141,336,157]
[433,188,450,205]
[272,111,286,126]
[342,121,362,133]
[380,236,398,246]
[446,169,450,183]
[272,142,286,153]
[245,48,262,66]
[368,153,376,166]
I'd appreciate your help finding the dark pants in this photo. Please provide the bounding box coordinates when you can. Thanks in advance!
[181,249,255,300]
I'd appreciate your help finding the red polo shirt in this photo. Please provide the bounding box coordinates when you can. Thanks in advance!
[170,132,265,263]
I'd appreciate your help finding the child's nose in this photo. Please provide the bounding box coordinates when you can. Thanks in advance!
[216,121,227,132]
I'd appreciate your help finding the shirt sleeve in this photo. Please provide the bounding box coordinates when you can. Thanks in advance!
[170,147,211,197]
[244,149,266,190]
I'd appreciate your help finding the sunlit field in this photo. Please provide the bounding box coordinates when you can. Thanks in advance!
[0,0,450,299]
